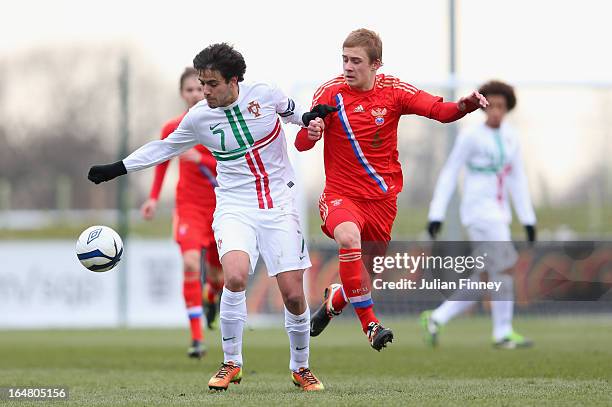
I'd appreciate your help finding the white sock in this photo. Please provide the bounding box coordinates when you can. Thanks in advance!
[431,300,477,325]
[491,273,514,341]
[220,287,246,366]
[285,306,310,371]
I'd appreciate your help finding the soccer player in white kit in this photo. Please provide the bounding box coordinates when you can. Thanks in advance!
[421,80,536,349]
[88,43,336,391]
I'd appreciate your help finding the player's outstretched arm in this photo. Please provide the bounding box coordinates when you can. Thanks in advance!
[406,87,488,123]
[457,90,489,112]
[88,136,196,184]
[428,90,488,123]
[88,113,199,185]
[88,161,127,184]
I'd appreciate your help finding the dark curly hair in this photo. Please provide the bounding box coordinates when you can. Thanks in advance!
[193,43,246,83]
[478,80,517,111]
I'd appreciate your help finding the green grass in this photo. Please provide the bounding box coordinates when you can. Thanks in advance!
[0,316,610,406]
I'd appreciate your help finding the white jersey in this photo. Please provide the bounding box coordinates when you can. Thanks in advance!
[428,122,536,226]
[124,82,307,210]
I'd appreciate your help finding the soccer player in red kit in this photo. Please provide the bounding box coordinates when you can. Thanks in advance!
[295,28,488,350]
[140,67,223,358]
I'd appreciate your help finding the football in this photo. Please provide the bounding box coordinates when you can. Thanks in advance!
[75,225,124,272]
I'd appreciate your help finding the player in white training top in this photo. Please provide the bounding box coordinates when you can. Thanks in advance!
[421,80,536,349]
[88,43,337,391]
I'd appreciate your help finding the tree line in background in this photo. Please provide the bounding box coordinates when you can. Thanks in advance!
[0,45,178,210]
[0,45,609,217]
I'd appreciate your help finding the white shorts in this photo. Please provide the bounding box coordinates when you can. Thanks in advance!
[212,205,311,277]
[467,221,518,275]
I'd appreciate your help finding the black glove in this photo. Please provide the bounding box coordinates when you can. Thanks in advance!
[301,104,338,126]
[427,221,442,239]
[525,225,536,243]
[88,161,127,184]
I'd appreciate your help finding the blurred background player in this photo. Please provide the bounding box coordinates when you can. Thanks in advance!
[295,28,488,351]
[422,80,537,349]
[139,67,223,359]
[88,43,336,391]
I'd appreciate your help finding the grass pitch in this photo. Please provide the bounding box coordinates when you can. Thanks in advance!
[1,316,610,406]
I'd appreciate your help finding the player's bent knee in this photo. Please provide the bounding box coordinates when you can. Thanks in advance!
[282,292,306,314]
[182,260,201,280]
[334,225,361,249]
[223,273,247,291]
[183,262,200,276]
[221,252,250,291]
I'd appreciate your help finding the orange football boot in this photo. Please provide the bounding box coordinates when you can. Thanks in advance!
[208,362,242,391]
[292,368,324,391]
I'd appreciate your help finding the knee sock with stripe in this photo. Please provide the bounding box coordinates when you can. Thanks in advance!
[183,279,203,341]
[338,248,379,333]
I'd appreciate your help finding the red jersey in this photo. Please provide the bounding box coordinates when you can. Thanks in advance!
[296,74,473,200]
[149,112,217,208]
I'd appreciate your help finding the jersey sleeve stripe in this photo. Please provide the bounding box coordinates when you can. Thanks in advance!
[396,84,417,94]
[378,75,419,94]
[399,81,418,91]
[312,76,345,107]
[315,76,345,93]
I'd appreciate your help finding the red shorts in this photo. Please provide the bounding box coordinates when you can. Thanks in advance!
[173,205,220,267]
[318,192,397,271]
[318,191,397,244]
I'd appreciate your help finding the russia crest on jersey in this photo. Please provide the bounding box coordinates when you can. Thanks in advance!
[371,107,387,126]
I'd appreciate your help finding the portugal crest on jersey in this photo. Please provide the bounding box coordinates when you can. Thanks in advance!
[247,100,261,117]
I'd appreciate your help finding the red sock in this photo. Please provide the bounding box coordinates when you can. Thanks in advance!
[183,280,203,341]
[338,248,379,333]
[355,307,378,333]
